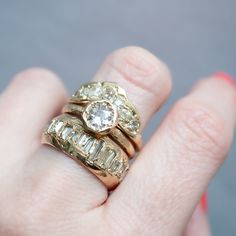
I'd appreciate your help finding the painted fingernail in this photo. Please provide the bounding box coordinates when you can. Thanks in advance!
[200,192,208,213]
[214,71,236,88]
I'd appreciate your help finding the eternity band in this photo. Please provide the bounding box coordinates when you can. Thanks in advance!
[42,114,129,190]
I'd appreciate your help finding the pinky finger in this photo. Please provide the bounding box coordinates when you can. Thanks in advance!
[184,204,211,236]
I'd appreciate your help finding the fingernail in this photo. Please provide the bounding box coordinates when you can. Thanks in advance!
[214,71,236,88]
[200,192,208,213]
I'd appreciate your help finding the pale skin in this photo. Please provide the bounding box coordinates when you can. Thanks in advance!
[0,47,235,236]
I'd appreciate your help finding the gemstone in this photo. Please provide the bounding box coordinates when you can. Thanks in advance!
[127,120,140,132]
[83,138,95,153]
[118,164,127,174]
[78,133,90,146]
[118,164,128,178]
[46,120,55,133]
[104,149,116,168]
[114,96,126,108]
[79,86,90,97]
[54,121,64,134]
[102,86,116,101]
[90,140,105,158]
[83,100,117,133]
[71,133,81,144]
[86,139,97,154]
[96,147,116,168]
[88,85,103,98]
[61,126,73,140]
[110,159,122,172]
[119,106,133,121]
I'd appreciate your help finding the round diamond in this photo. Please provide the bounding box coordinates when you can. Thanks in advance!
[119,106,133,121]
[81,86,90,97]
[114,96,126,108]
[74,86,90,98]
[102,86,116,101]
[88,85,102,98]
[127,120,140,132]
[83,100,117,133]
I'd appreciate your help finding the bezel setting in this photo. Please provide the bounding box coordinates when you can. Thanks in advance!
[71,82,141,136]
[82,100,118,134]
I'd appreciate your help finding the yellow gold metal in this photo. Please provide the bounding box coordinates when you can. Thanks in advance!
[42,114,129,190]
[41,81,143,190]
[69,81,142,138]
[63,103,138,157]
[66,81,142,151]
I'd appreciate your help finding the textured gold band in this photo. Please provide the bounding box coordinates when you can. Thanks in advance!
[42,114,129,190]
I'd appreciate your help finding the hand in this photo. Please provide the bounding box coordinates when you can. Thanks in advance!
[0,47,235,236]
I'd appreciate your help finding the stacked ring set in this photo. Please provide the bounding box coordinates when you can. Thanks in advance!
[42,82,142,190]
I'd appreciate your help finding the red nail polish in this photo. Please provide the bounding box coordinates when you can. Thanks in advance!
[214,71,236,88]
[200,193,208,213]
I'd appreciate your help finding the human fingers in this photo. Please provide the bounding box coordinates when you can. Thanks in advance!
[0,68,67,165]
[29,47,172,210]
[184,194,211,236]
[106,73,236,235]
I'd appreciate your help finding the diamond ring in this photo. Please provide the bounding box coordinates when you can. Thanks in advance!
[69,82,142,149]
[62,103,136,157]
[42,81,142,189]
[42,114,129,190]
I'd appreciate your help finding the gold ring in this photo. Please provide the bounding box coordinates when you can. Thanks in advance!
[42,81,142,189]
[62,103,136,157]
[69,81,142,150]
[42,114,129,190]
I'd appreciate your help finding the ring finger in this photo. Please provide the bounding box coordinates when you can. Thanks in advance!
[29,46,172,210]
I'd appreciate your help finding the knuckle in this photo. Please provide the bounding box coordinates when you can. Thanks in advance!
[107,46,172,96]
[106,203,146,236]
[170,99,231,159]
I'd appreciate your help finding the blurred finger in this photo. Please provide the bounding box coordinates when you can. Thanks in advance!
[106,73,236,235]
[94,46,172,127]
[184,204,211,236]
[0,68,67,163]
